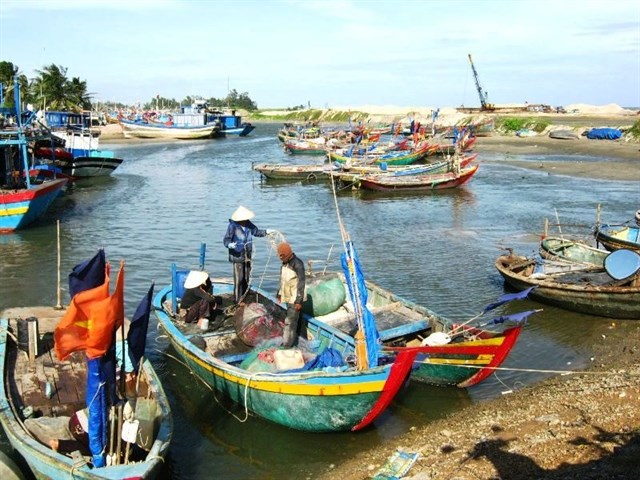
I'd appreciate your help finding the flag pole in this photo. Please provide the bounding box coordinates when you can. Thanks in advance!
[55,220,63,310]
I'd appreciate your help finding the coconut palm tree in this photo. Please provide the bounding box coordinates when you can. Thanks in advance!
[30,63,92,111]
[0,61,29,108]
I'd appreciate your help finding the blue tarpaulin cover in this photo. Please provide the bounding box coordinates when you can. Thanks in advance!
[586,128,622,140]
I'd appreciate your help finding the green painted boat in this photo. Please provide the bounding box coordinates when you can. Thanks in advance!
[539,236,608,267]
[302,270,525,388]
[328,144,431,166]
[0,309,172,480]
[153,272,415,433]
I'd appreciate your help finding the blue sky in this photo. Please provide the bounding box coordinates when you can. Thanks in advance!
[1,0,638,109]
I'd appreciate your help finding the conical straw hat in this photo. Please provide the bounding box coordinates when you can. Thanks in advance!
[184,270,209,289]
[231,205,255,222]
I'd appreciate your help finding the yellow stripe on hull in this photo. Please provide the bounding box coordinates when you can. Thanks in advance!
[177,343,387,396]
[0,206,29,217]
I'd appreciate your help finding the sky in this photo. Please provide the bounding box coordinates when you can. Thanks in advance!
[1,0,639,109]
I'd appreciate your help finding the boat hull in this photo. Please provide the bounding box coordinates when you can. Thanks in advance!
[253,163,336,180]
[61,156,123,178]
[495,254,640,319]
[595,224,640,253]
[306,272,522,388]
[153,284,412,432]
[539,236,608,267]
[359,164,479,191]
[119,120,218,140]
[0,179,68,233]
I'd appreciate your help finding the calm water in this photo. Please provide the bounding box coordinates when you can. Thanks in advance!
[1,123,638,479]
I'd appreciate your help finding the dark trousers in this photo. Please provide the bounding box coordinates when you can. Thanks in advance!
[232,261,251,303]
[184,298,215,324]
[282,304,307,348]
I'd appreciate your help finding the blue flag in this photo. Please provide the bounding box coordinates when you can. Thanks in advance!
[127,283,155,372]
[488,309,539,325]
[86,357,107,467]
[483,287,535,313]
[341,241,379,368]
[69,249,106,298]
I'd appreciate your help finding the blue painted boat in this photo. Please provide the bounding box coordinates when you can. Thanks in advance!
[153,259,415,432]
[0,81,68,233]
[594,222,640,254]
[0,310,172,479]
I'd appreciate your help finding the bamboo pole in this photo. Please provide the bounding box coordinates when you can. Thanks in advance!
[55,220,63,310]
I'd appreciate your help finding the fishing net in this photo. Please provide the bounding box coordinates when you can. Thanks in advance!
[302,275,347,316]
[234,302,284,346]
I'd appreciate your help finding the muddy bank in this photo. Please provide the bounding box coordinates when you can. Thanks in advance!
[317,321,640,480]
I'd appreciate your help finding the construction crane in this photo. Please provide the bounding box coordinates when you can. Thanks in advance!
[468,54,494,111]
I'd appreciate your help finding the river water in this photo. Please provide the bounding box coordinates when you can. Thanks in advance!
[1,123,638,479]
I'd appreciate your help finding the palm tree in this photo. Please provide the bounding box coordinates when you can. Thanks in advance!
[30,64,92,111]
[0,61,29,108]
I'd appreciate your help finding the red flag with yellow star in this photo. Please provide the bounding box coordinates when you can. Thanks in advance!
[54,263,118,361]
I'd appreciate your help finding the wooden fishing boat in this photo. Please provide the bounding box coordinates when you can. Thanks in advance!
[358,164,479,192]
[495,250,640,319]
[253,162,338,180]
[594,222,640,253]
[331,154,477,186]
[119,118,219,140]
[301,270,525,388]
[58,154,124,178]
[284,139,328,155]
[328,144,431,166]
[0,309,173,479]
[539,236,608,267]
[153,273,415,433]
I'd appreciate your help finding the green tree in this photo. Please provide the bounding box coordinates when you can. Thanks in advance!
[30,64,92,111]
[0,61,29,107]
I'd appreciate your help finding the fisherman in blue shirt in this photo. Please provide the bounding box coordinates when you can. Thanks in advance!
[223,206,273,303]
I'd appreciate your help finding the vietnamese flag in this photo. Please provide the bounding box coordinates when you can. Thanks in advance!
[86,261,124,360]
[54,263,111,361]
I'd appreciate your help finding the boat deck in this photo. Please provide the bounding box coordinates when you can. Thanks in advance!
[3,307,88,419]
[2,306,150,420]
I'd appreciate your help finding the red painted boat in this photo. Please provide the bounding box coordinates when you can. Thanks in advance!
[358,164,480,191]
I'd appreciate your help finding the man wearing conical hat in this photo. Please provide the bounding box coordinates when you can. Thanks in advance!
[223,206,273,303]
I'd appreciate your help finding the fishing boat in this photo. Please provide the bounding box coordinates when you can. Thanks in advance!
[0,82,68,233]
[212,111,255,137]
[539,236,608,267]
[0,309,172,479]
[328,143,431,166]
[252,162,338,180]
[594,221,640,253]
[357,164,479,192]
[34,113,124,177]
[118,118,219,140]
[153,252,415,433]
[299,268,527,388]
[0,247,172,478]
[331,153,477,186]
[284,139,328,155]
[495,249,640,319]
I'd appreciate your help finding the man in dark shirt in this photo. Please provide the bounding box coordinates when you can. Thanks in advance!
[181,270,217,324]
[276,242,307,348]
